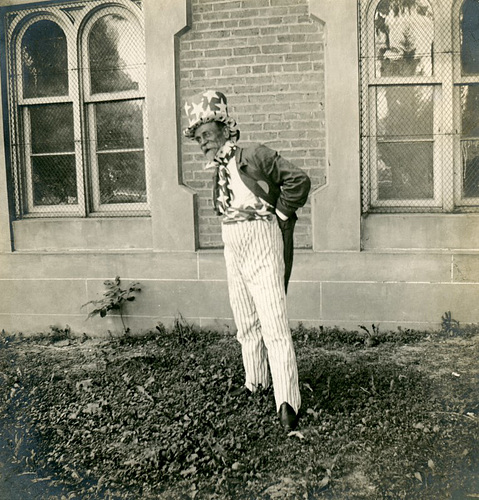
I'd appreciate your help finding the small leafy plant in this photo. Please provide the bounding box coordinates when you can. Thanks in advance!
[173,312,200,344]
[359,323,381,346]
[441,311,461,336]
[82,276,141,334]
[47,325,72,343]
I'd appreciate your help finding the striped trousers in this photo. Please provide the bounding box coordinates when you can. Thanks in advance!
[222,218,301,413]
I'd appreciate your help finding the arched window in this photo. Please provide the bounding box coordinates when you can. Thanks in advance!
[15,17,81,214]
[82,9,148,212]
[360,0,441,212]
[359,0,479,213]
[6,1,148,218]
[88,14,142,94]
[374,0,434,78]
[21,20,68,98]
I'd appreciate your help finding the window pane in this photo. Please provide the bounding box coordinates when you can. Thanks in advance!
[461,0,479,75]
[21,20,68,98]
[460,85,479,138]
[377,86,433,138]
[32,155,77,206]
[30,104,74,154]
[375,0,433,77]
[461,86,479,198]
[89,14,143,94]
[96,100,144,150]
[377,142,433,199]
[461,141,479,198]
[97,152,146,204]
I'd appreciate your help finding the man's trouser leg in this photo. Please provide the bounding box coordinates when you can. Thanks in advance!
[279,216,296,294]
[223,223,270,392]
[222,219,301,413]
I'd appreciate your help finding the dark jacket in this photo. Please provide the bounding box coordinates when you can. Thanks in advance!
[233,143,311,218]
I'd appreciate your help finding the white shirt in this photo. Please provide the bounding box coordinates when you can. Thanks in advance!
[205,141,288,221]
[227,156,260,210]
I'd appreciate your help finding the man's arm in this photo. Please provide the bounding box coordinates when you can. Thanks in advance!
[252,144,311,218]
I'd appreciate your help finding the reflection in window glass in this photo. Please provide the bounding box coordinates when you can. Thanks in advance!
[461,85,479,138]
[377,142,433,199]
[29,103,76,206]
[377,86,433,138]
[461,141,479,198]
[95,100,144,150]
[461,85,479,197]
[89,14,143,94]
[30,104,74,154]
[461,0,479,75]
[376,85,434,200]
[97,152,146,204]
[32,155,77,206]
[21,20,68,98]
[375,0,433,77]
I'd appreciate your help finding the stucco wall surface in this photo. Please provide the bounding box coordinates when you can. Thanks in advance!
[0,250,477,334]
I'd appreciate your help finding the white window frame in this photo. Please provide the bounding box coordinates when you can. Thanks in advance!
[452,0,479,208]
[81,6,150,215]
[5,0,149,219]
[361,0,479,213]
[14,12,85,217]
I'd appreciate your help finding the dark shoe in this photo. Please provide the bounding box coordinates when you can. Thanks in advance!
[229,385,251,397]
[278,402,298,431]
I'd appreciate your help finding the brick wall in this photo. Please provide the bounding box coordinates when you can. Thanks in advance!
[179,0,325,248]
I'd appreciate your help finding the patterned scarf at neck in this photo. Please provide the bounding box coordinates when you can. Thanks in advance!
[208,141,237,215]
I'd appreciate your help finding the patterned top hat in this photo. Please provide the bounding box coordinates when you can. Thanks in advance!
[183,90,240,140]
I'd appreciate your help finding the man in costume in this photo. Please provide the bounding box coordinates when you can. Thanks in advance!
[184,90,311,431]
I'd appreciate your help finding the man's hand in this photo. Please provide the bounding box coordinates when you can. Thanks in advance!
[275,209,288,221]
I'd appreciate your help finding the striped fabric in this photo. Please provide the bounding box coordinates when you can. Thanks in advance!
[222,218,301,413]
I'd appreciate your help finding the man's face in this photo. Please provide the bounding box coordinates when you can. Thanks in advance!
[194,121,229,161]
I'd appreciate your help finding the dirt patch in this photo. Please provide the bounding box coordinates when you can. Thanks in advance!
[0,326,478,499]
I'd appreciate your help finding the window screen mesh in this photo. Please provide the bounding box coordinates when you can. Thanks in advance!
[7,1,149,219]
[359,0,479,213]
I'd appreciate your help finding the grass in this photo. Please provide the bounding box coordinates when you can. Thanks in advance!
[0,323,478,499]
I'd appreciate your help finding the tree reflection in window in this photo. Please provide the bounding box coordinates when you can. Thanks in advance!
[461,0,479,75]
[460,0,479,198]
[88,13,142,94]
[30,104,77,206]
[376,86,434,199]
[94,100,146,204]
[374,0,433,77]
[461,85,479,198]
[21,20,68,98]
[373,0,435,202]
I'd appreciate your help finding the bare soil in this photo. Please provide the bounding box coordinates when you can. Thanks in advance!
[0,325,478,499]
